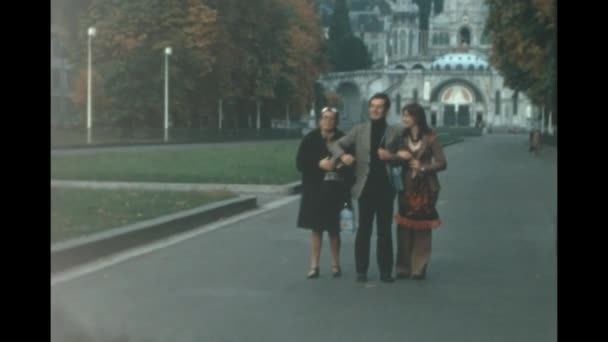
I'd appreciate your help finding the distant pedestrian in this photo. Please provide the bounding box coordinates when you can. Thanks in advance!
[529,129,541,154]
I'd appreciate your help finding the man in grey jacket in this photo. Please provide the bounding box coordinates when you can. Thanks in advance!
[329,93,403,283]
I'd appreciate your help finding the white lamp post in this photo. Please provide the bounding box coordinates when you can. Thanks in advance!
[164,47,172,142]
[86,26,96,144]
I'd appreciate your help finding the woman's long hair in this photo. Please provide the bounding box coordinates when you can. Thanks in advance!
[402,103,432,138]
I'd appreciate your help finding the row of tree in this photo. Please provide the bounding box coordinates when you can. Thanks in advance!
[67,0,330,129]
[485,0,556,127]
[63,0,377,130]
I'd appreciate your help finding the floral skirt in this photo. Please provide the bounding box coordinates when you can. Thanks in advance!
[394,175,441,230]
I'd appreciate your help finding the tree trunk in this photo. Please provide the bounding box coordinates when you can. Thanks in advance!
[256,100,261,130]
[540,105,546,133]
[218,98,223,130]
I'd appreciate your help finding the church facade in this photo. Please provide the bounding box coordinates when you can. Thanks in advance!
[317,0,543,131]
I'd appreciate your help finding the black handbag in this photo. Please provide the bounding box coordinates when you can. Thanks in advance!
[389,165,404,192]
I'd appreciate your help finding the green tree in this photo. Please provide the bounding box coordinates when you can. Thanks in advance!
[411,0,444,30]
[485,0,556,125]
[327,0,371,71]
[328,0,352,43]
[335,35,372,71]
[210,0,326,128]
[227,0,292,128]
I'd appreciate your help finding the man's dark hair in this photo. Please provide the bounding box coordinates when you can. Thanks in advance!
[368,93,391,113]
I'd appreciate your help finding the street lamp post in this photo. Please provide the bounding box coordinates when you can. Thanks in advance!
[86,26,96,144]
[164,47,172,142]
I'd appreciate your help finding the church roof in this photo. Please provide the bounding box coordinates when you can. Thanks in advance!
[431,12,451,26]
[431,52,490,71]
[389,0,419,14]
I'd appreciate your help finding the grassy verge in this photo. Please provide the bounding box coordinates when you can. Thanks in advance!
[51,188,236,243]
[51,141,301,184]
[51,136,459,185]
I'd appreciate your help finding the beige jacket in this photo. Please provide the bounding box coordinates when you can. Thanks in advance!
[328,121,403,199]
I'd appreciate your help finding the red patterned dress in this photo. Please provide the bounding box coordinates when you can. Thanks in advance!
[394,131,446,230]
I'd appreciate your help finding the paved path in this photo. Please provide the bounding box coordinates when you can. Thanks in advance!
[51,134,557,342]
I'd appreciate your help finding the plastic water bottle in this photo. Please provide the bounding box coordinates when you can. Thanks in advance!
[340,203,355,233]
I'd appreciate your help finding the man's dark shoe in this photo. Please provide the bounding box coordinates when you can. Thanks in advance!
[380,274,395,283]
[395,272,410,279]
[356,273,367,283]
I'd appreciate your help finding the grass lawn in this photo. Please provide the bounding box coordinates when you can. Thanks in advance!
[51,141,302,184]
[51,136,458,185]
[51,188,236,243]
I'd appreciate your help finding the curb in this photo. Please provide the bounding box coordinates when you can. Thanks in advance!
[51,180,302,196]
[51,138,302,151]
[51,195,257,274]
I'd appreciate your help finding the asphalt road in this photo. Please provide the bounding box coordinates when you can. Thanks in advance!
[51,134,557,342]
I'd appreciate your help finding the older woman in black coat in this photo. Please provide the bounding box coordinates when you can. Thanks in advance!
[296,107,353,279]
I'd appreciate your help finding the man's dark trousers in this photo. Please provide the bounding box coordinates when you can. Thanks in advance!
[355,177,395,277]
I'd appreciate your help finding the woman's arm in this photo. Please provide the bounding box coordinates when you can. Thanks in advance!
[296,134,321,173]
[421,136,447,173]
[328,125,358,164]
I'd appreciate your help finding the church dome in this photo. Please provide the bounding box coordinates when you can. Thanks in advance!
[431,52,490,71]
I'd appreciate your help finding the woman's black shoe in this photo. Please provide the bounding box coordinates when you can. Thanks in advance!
[307,267,320,279]
[331,265,342,278]
[356,273,367,282]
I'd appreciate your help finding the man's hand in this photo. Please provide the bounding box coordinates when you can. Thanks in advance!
[340,154,355,166]
[409,159,421,171]
[397,150,413,161]
[378,148,393,161]
[319,157,335,171]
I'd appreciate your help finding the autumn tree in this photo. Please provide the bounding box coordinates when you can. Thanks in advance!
[199,0,244,129]
[276,0,328,121]
[205,0,327,129]
[73,0,217,129]
[201,0,293,129]
[485,0,556,127]
[71,68,109,126]
[69,0,329,131]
